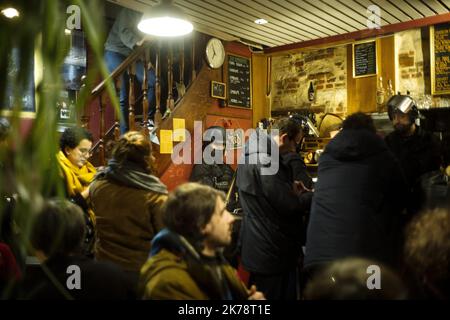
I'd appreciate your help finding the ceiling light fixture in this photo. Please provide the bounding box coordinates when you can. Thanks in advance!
[138,0,193,37]
[254,18,268,25]
[1,7,19,19]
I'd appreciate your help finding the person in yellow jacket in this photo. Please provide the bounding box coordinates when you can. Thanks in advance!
[139,183,265,300]
[56,127,96,256]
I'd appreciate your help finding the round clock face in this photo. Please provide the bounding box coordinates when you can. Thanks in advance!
[205,38,225,69]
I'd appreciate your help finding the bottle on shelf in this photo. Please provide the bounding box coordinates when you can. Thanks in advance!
[376,76,386,113]
[387,79,394,99]
[308,81,315,102]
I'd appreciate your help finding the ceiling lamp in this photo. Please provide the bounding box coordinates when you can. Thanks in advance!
[254,18,268,25]
[137,0,193,37]
[1,7,19,19]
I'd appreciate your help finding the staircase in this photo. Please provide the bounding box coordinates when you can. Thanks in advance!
[84,33,212,176]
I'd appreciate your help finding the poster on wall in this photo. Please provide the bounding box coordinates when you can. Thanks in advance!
[352,39,377,78]
[430,22,450,95]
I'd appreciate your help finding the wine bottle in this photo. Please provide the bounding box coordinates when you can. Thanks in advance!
[387,79,394,99]
[308,81,314,102]
[376,76,385,112]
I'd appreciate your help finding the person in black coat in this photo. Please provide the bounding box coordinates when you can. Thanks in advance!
[189,126,240,267]
[384,95,441,216]
[304,113,407,276]
[236,118,312,300]
[189,126,236,209]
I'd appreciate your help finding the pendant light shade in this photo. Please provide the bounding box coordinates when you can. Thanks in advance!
[137,0,193,37]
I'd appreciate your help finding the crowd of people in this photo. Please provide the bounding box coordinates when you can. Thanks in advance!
[0,93,449,300]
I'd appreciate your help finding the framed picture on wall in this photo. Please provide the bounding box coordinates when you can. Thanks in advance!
[211,81,226,99]
[430,22,450,95]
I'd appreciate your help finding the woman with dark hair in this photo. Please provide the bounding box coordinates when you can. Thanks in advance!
[57,127,96,256]
[90,131,167,293]
[58,127,96,200]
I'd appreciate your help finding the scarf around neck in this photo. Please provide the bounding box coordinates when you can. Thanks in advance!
[57,150,96,197]
[96,158,168,194]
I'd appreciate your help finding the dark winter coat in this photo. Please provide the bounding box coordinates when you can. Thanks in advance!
[304,129,407,268]
[236,131,312,274]
[385,127,441,214]
[385,127,441,189]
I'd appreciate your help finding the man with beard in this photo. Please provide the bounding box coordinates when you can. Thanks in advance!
[385,95,441,216]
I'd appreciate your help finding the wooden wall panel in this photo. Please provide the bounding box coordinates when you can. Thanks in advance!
[251,53,270,128]
[346,36,395,115]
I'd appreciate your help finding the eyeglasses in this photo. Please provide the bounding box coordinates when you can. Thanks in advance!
[78,148,93,157]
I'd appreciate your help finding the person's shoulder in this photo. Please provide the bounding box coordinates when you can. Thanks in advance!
[281,151,303,163]
[142,249,188,275]
[384,130,399,144]
[418,127,438,141]
[141,250,205,299]
[146,190,168,206]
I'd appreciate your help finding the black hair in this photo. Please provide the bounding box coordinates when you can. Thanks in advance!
[342,112,376,133]
[271,117,302,140]
[59,127,93,155]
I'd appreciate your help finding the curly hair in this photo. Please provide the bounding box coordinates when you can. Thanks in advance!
[59,127,93,154]
[111,131,153,172]
[404,208,450,295]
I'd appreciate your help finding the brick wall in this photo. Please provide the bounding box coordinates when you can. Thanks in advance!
[396,28,450,108]
[271,46,347,114]
[396,29,425,96]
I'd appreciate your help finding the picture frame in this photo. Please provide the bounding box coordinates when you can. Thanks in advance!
[430,23,450,95]
[211,81,226,99]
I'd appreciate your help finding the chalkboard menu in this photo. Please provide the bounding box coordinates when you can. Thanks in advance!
[227,54,251,108]
[353,40,377,78]
[431,22,450,95]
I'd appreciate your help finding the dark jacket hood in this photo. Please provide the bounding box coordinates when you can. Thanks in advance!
[242,129,278,164]
[325,129,388,161]
[150,229,197,258]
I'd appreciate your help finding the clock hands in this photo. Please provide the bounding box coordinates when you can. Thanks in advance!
[212,44,217,59]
